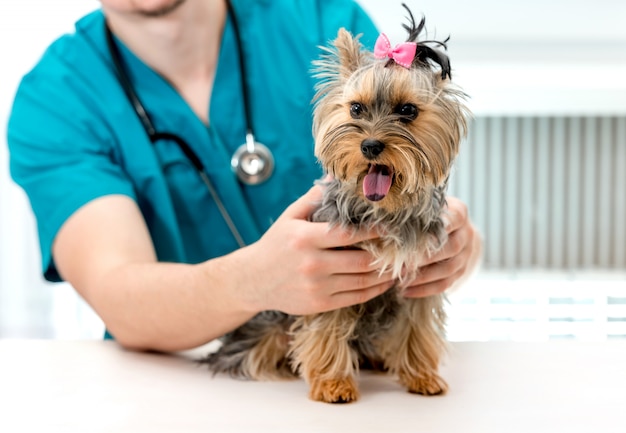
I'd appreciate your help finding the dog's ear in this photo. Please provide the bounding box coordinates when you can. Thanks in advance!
[333,28,367,79]
[312,29,366,102]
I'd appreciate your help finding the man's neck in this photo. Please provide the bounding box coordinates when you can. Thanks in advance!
[103,0,227,123]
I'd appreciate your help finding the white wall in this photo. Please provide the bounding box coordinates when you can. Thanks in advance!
[0,0,101,338]
[359,0,626,116]
[1,0,624,338]
[360,0,626,41]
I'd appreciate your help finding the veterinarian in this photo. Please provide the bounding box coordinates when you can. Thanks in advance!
[7,0,481,352]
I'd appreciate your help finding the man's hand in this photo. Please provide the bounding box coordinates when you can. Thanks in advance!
[402,196,482,298]
[236,185,395,316]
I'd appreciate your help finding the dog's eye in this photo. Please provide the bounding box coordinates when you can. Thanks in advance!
[394,104,418,121]
[350,102,365,119]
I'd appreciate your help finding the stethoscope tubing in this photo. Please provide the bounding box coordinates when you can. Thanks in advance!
[104,20,248,248]
[225,0,253,138]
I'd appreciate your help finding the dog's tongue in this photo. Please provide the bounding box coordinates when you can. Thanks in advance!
[363,165,392,202]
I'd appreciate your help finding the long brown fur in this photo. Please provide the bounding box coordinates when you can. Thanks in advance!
[202,5,471,404]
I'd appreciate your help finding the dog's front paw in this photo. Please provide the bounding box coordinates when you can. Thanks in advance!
[309,377,359,403]
[401,373,448,396]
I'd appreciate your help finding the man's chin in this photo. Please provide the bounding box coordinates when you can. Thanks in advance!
[137,0,187,18]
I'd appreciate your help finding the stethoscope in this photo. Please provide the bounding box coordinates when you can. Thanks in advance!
[105,0,274,248]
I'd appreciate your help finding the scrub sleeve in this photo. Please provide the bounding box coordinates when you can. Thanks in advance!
[7,0,379,286]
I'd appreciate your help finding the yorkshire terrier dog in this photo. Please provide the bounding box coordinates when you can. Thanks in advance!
[202,4,470,403]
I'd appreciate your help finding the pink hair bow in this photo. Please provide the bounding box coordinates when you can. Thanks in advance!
[373,33,417,69]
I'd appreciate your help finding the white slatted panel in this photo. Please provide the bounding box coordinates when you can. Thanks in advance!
[615,120,626,265]
[502,118,519,269]
[449,116,626,270]
[519,117,535,267]
[581,118,597,267]
[566,118,583,267]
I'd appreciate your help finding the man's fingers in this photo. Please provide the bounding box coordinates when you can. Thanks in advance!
[328,269,394,293]
[421,224,468,266]
[442,196,468,233]
[328,280,394,310]
[415,247,467,285]
[282,185,382,249]
[403,267,466,298]
[318,249,382,274]
[319,224,382,249]
[283,184,324,220]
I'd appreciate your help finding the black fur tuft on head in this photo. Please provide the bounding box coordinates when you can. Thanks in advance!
[401,3,452,80]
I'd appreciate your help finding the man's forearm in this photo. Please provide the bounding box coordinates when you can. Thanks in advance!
[86,259,256,352]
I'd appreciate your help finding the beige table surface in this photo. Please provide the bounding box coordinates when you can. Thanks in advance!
[1,340,624,433]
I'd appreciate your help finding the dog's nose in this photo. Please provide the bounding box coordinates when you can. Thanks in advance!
[360,139,385,159]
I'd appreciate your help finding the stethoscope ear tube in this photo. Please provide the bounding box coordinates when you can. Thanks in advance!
[225,0,274,185]
[105,21,247,248]
[197,171,247,248]
[105,0,275,248]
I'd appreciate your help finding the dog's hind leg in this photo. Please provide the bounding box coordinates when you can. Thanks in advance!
[200,311,296,380]
[289,308,360,403]
[381,295,448,395]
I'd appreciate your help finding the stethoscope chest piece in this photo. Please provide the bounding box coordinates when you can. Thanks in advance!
[231,132,274,185]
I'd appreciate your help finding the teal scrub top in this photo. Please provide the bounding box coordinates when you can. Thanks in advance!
[8,0,379,282]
